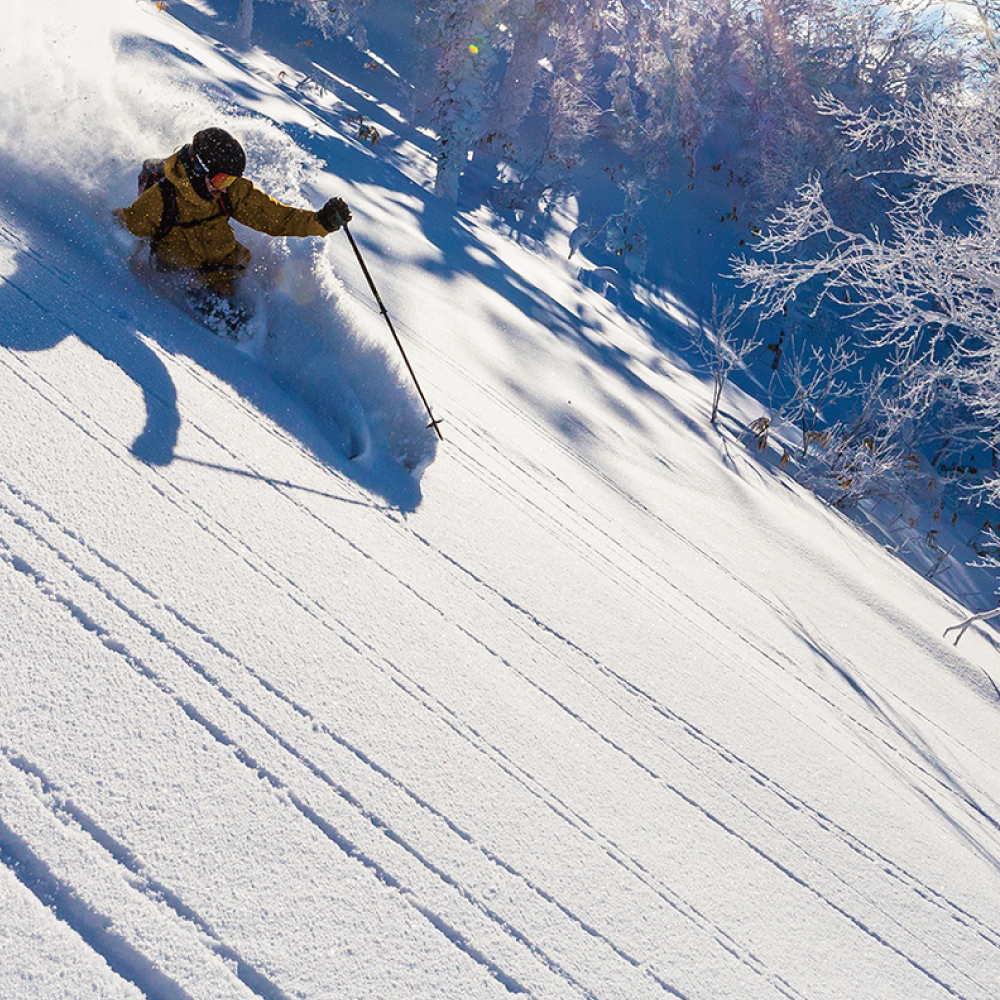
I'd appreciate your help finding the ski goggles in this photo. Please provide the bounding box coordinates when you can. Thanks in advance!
[193,152,238,189]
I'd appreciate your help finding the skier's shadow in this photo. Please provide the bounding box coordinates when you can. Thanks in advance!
[0,175,181,468]
[6,298,181,468]
[0,167,183,471]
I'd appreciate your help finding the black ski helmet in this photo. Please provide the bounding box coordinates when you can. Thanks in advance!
[191,128,246,178]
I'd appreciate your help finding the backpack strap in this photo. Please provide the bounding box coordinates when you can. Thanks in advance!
[210,189,234,222]
[150,176,180,250]
[150,178,233,251]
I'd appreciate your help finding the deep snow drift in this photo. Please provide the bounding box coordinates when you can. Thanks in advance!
[1,3,999,1000]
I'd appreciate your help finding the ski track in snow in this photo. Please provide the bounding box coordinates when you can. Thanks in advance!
[0,753,290,1000]
[1,316,999,1000]
[438,309,1000,798]
[379,297,1000,864]
[0,343,708,1000]
[438,418,1000,858]
[302,280,1000,997]
[0,237,996,998]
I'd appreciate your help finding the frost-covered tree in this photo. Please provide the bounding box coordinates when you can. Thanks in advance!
[415,0,503,201]
[235,0,254,43]
[234,0,975,261]
[497,2,605,210]
[734,82,1000,505]
[603,0,734,179]
[487,0,559,152]
[414,0,615,207]
[481,0,568,209]
[556,1,971,270]
[726,1,968,214]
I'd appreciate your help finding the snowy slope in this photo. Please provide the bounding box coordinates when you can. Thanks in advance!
[2,3,1000,1000]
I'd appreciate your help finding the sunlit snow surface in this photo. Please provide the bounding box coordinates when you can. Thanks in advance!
[1,3,999,1000]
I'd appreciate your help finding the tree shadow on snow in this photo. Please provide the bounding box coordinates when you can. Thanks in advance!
[782,602,1000,874]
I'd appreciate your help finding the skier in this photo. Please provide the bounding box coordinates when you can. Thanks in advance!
[114,127,351,327]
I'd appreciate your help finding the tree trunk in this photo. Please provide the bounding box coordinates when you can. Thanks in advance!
[235,0,254,45]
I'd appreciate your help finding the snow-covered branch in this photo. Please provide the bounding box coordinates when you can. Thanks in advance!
[736,78,1000,512]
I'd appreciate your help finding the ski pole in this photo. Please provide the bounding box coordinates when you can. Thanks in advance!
[342,223,444,440]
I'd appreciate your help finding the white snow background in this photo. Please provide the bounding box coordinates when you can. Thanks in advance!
[1,2,1000,999]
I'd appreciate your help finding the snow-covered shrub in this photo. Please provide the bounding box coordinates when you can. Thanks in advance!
[690,288,761,424]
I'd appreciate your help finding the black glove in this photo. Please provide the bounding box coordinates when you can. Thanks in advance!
[318,197,352,232]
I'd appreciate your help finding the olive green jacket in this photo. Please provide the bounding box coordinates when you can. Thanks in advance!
[115,153,329,269]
